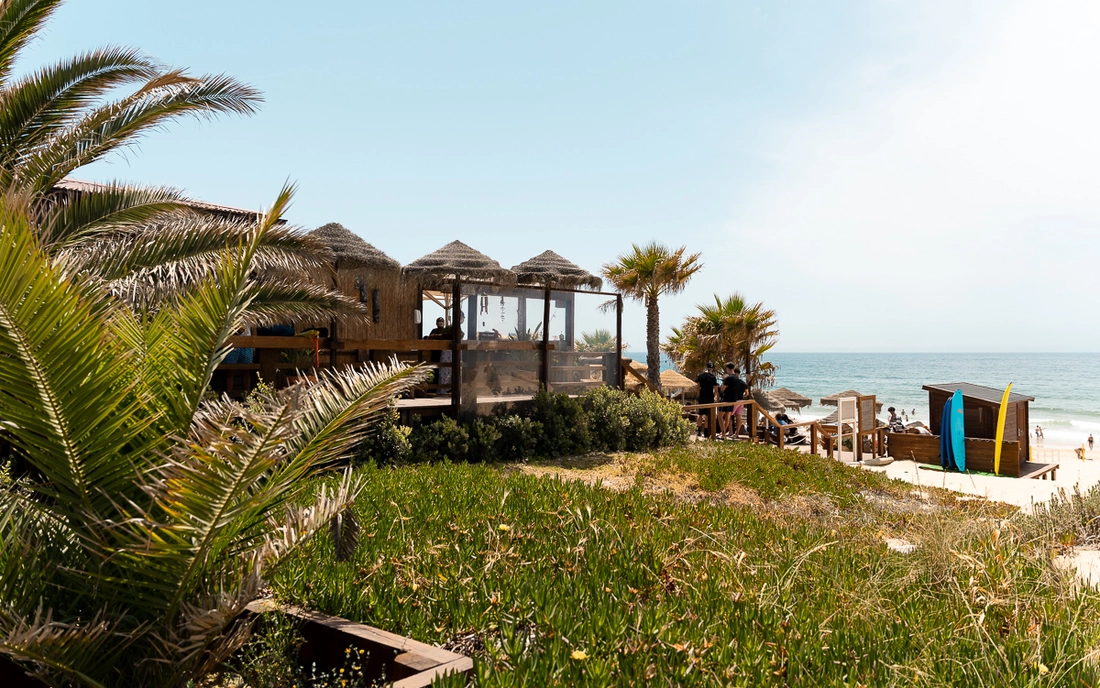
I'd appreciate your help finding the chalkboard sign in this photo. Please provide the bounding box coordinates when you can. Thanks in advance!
[859,396,876,432]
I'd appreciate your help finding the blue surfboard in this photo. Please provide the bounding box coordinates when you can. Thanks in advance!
[950,389,966,472]
[940,396,954,469]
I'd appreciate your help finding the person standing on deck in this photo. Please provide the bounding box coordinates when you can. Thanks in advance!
[719,364,748,439]
[695,362,719,437]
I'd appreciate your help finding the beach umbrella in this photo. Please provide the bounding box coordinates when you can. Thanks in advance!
[771,387,812,409]
[403,240,517,288]
[660,369,697,397]
[752,389,787,414]
[511,250,603,290]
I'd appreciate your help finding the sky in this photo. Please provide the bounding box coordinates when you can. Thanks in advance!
[18,1,1100,352]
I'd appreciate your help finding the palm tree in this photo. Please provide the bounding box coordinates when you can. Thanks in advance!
[0,0,355,319]
[0,188,429,687]
[602,242,702,388]
[663,293,779,388]
[575,328,625,353]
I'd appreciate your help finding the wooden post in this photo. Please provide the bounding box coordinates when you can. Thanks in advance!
[329,319,338,369]
[615,294,624,390]
[541,285,551,390]
[708,406,717,440]
[777,420,785,450]
[810,423,818,455]
[749,403,757,443]
[450,279,461,419]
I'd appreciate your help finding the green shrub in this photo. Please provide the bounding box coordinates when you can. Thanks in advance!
[528,388,589,457]
[409,417,469,463]
[581,387,691,452]
[466,419,502,463]
[492,415,543,462]
[354,405,412,465]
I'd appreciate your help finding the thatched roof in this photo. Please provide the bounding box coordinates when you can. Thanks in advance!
[753,389,788,414]
[772,387,812,409]
[511,250,602,290]
[309,223,400,271]
[820,390,884,412]
[404,240,516,286]
[54,178,268,221]
[660,369,696,392]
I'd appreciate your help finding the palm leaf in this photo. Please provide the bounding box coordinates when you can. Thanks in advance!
[0,0,60,84]
[38,181,187,248]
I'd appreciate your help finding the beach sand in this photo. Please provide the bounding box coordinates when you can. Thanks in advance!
[844,446,1100,512]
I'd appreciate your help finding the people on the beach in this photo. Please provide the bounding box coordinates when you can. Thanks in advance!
[694,362,719,436]
[1035,425,1044,444]
[887,407,905,433]
[719,364,748,439]
[1090,434,1095,451]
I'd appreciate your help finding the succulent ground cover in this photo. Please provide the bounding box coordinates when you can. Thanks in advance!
[270,443,1100,687]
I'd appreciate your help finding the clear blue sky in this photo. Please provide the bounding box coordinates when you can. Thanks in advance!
[20,1,1100,351]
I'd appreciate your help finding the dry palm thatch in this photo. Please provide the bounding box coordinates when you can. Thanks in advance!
[403,240,516,288]
[512,250,602,290]
[820,390,884,412]
[309,222,400,271]
[772,387,812,409]
[660,369,697,394]
[752,389,788,414]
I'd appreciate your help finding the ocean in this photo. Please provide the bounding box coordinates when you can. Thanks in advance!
[626,352,1100,450]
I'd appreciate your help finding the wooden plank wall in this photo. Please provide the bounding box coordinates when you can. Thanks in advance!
[887,432,1021,477]
[298,267,419,342]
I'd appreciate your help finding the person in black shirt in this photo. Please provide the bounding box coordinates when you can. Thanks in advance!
[720,364,748,438]
[694,362,718,437]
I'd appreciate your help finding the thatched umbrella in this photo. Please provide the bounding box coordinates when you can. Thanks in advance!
[309,222,400,270]
[772,387,812,410]
[511,250,603,290]
[660,369,697,398]
[820,390,883,412]
[403,240,516,287]
[752,389,788,414]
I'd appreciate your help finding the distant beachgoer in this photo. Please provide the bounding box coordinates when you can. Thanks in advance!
[695,363,719,436]
[887,407,905,433]
[1076,447,1085,461]
[1090,434,1095,451]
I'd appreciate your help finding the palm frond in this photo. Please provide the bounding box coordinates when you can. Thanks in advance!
[39,181,187,248]
[0,608,120,688]
[0,0,60,83]
[0,47,160,179]
[14,69,261,192]
[0,196,159,514]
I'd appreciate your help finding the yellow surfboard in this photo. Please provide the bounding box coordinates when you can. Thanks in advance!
[993,383,1013,475]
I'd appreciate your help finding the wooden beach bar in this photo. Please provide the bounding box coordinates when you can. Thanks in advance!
[215,230,625,421]
[886,382,1057,479]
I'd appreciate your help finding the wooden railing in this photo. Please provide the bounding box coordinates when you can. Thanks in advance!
[679,399,889,460]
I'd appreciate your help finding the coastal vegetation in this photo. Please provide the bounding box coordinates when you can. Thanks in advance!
[602,242,703,390]
[0,192,427,686]
[252,443,1100,687]
[575,328,622,353]
[665,293,779,386]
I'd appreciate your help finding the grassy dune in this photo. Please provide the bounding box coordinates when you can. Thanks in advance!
[271,444,1100,687]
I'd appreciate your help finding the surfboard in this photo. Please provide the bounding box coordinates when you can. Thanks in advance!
[993,383,1013,475]
[950,389,966,472]
[940,396,953,469]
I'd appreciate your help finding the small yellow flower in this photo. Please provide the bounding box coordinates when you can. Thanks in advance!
[339,668,345,674]
[498,524,510,531]
[571,650,588,661]
[1037,663,1050,675]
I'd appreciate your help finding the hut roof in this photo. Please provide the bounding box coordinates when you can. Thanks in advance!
[922,382,1034,404]
[660,369,696,392]
[511,250,602,290]
[309,223,400,270]
[772,387,812,408]
[752,389,788,413]
[820,390,884,412]
[404,240,516,286]
[54,178,267,221]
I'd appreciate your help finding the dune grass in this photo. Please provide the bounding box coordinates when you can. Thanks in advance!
[270,443,1100,687]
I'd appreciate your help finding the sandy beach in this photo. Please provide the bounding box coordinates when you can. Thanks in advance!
[845,445,1100,512]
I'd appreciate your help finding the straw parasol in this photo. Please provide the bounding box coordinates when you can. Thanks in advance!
[403,240,516,287]
[660,369,697,397]
[309,222,400,270]
[511,250,603,290]
[820,390,884,412]
[752,389,788,414]
[771,387,812,409]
